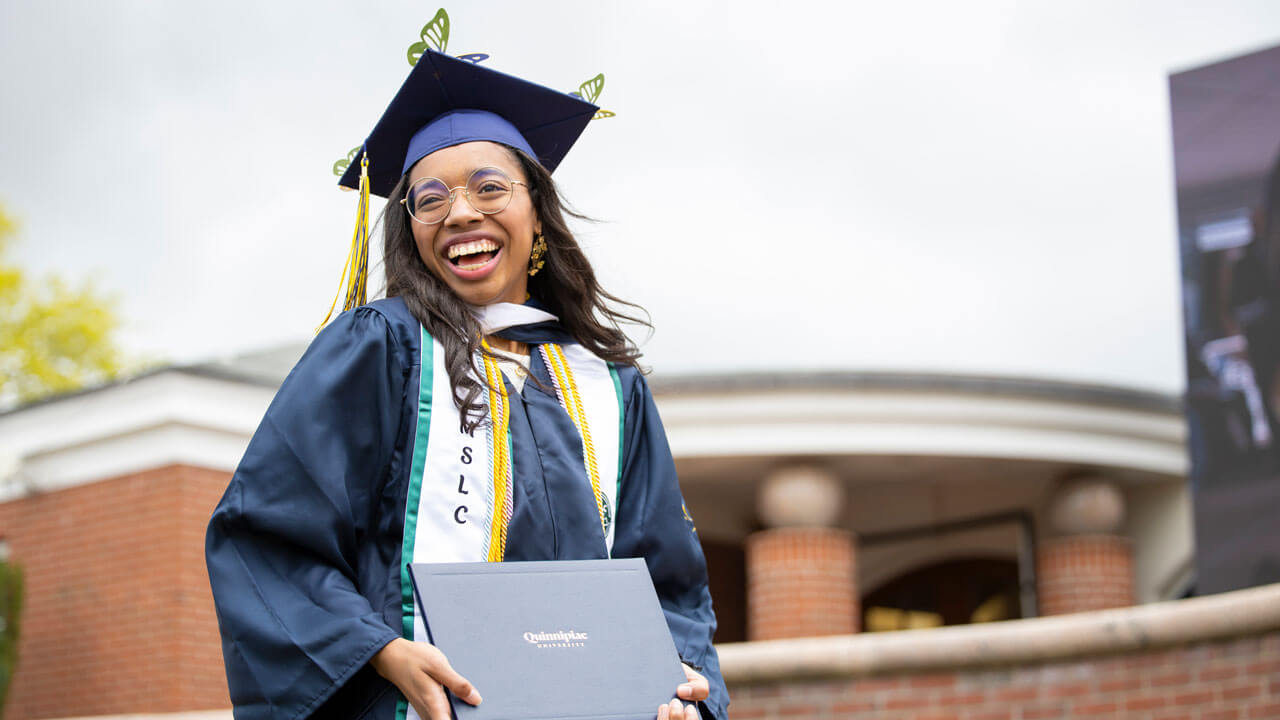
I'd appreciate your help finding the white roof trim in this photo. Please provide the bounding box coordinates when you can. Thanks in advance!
[0,370,273,502]
[0,368,1187,503]
[658,389,1187,477]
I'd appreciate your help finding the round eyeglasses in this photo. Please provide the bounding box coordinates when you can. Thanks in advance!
[400,166,528,225]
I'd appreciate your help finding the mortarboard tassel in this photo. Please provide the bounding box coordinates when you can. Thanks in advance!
[318,152,371,332]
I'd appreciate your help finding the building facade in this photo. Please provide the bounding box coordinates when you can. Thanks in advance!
[1,347,1270,720]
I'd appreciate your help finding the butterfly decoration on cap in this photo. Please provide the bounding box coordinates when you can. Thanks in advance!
[569,73,616,121]
[331,9,490,180]
[406,8,489,67]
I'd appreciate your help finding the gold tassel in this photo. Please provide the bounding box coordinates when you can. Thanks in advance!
[318,152,371,332]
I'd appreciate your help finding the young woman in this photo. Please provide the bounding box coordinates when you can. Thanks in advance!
[205,47,727,720]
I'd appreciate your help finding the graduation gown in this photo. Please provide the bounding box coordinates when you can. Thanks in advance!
[205,297,728,720]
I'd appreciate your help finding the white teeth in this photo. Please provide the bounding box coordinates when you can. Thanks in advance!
[447,238,499,259]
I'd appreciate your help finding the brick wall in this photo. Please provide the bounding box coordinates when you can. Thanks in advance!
[0,465,232,720]
[727,630,1280,719]
[1038,535,1135,616]
[747,528,858,641]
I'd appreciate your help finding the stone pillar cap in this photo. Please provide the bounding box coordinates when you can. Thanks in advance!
[758,465,844,528]
[1048,476,1126,536]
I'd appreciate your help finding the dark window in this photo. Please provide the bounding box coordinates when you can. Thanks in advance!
[701,539,746,643]
[862,557,1020,632]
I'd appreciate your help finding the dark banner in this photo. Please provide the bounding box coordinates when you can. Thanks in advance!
[1171,43,1280,595]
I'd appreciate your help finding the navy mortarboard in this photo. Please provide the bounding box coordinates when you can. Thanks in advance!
[337,50,598,197]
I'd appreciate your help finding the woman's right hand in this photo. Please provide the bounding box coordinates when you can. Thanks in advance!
[370,637,483,719]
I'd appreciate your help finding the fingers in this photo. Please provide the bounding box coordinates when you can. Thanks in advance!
[426,651,483,706]
[441,669,482,706]
[425,681,452,720]
[669,664,709,719]
[661,698,680,720]
[676,680,709,702]
[399,642,482,717]
[678,664,710,702]
[660,698,698,720]
[409,670,475,719]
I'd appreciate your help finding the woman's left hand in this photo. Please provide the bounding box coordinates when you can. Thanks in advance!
[658,664,708,720]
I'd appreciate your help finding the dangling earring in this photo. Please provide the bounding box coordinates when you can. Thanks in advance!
[528,232,548,277]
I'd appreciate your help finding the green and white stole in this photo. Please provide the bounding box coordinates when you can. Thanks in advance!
[396,309,623,720]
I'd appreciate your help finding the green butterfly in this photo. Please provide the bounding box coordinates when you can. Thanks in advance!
[335,9,497,176]
[408,8,449,65]
[569,74,616,120]
[332,146,361,178]
[407,8,488,66]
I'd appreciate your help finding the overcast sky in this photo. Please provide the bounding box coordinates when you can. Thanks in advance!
[2,1,1279,394]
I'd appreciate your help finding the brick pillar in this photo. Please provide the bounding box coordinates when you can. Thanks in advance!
[1037,476,1135,616]
[746,466,858,640]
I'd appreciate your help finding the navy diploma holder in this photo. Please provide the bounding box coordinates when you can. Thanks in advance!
[407,558,688,720]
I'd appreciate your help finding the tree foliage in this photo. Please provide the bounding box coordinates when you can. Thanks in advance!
[0,204,126,406]
[0,559,21,715]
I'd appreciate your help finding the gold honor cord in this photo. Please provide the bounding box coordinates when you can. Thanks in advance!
[480,344,513,561]
[318,153,371,332]
[542,344,607,534]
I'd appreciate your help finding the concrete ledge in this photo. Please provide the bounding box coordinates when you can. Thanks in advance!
[49,712,232,720]
[717,582,1280,683]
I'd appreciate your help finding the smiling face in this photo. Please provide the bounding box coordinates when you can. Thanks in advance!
[406,141,540,307]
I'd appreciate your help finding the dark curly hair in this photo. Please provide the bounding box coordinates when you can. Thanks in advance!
[381,144,649,431]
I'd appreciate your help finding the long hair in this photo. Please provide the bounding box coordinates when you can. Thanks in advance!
[381,144,649,431]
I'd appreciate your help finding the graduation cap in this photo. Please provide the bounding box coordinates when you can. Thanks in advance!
[320,9,611,330]
[337,48,599,198]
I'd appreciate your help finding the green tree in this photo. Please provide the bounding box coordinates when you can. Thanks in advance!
[0,204,126,406]
[0,558,21,716]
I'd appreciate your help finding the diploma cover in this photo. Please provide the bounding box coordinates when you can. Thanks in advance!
[407,558,688,720]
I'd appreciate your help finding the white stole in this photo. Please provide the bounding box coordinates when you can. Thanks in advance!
[399,320,622,720]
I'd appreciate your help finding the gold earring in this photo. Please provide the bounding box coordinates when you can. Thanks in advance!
[528,232,548,277]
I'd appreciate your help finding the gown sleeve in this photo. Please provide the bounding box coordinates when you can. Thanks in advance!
[610,369,729,720]
[205,306,410,719]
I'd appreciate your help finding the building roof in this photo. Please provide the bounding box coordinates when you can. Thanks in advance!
[5,341,1182,418]
[0,343,1188,505]
[650,371,1181,414]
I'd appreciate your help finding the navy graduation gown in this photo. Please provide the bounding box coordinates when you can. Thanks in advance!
[205,297,727,720]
